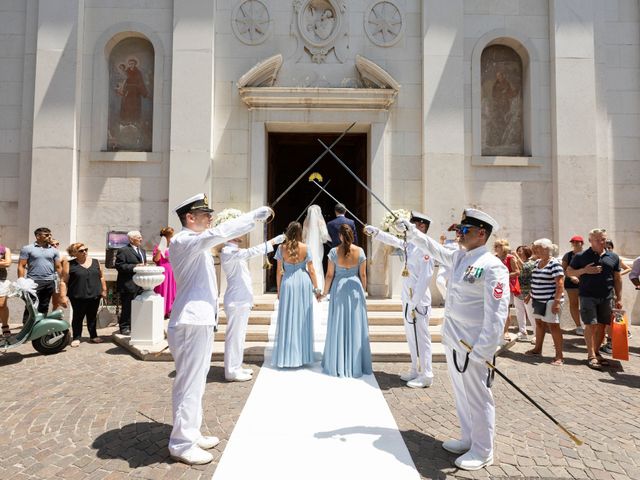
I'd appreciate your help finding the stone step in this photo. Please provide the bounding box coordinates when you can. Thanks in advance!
[212,324,443,343]
[216,309,444,326]
[248,295,404,312]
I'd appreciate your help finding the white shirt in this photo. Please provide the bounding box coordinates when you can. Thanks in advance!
[221,241,274,307]
[169,213,256,327]
[374,230,434,308]
[410,231,510,363]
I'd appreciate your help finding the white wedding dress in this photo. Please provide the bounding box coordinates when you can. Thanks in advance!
[302,204,331,292]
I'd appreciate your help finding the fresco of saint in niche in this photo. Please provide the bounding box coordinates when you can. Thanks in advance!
[481,45,524,156]
[107,37,154,152]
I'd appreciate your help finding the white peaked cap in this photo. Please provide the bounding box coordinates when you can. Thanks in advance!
[173,193,213,215]
[410,211,432,224]
[461,208,500,232]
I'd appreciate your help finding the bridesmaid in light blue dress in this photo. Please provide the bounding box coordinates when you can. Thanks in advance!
[272,221,320,368]
[322,224,372,378]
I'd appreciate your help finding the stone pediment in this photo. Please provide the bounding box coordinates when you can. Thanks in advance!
[237,54,399,110]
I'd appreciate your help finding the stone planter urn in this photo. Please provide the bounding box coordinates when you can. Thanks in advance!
[133,266,165,299]
[130,266,166,347]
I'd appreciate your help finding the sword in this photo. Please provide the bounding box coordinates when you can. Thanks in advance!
[311,180,367,229]
[460,339,583,446]
[271,123,356,208]
[295,179,332,223]
[406,288,422,374]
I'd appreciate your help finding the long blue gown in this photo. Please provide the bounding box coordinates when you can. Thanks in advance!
[271,246,315,368]
[322,247,372,378]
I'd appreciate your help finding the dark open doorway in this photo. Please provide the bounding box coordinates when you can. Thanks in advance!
[266,132,368,292]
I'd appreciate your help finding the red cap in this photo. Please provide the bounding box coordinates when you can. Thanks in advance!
[570,235,584,243]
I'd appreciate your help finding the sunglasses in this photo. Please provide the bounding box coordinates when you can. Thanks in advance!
[77,248,88,253]
[455,224,475,235]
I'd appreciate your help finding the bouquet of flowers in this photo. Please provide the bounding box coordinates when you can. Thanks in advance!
[212,208,244,227]
[380,209,411,238]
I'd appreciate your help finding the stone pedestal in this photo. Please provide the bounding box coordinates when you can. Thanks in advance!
[130,266,165,347]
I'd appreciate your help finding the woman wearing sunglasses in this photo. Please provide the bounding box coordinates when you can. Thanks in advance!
[62,243,107,346]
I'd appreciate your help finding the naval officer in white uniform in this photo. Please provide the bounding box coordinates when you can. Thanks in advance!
[397,208,509,471]
[167,193,272,465]
[365,211,435,388]
[221,226,285,382]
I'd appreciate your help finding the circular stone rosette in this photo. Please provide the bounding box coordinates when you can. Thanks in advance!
[232,0,271,46]
[364,0,404,47]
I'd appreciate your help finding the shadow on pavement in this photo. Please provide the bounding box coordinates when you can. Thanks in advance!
[0,350,41,366]
[372,369,406,390]
[103,345,133,356]
[92,421,174,467]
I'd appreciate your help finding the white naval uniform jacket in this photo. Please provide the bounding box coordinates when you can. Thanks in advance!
[410,231,510,363]
[221,241,274,308]
[168,213,256,328]
[374,230,434,308]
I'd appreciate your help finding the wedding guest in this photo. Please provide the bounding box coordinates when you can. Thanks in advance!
[322,224,372,378]
[115,231,145,335]
[526,238,565,366]
[0,239,11,337]
[62,243,107,346]
[494,239,521,341]
[272,221,320,368]
[514,245,535,339]
[153,226,177,318]
[18,227,62,321]
[50,238,68,310]
[562,235,584,334]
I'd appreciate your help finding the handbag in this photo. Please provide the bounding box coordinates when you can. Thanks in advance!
[97,298,116,329]
[611,310,629,361]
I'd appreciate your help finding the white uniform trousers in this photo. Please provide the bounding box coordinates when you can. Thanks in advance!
[167,323,215,456]
[223,303,252,377]
[445,346,495,459]
[403,303,433,378]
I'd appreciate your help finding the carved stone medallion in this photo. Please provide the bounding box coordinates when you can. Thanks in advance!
[365,1,404,47]
[232,0,271,45]
[293,0,347,63]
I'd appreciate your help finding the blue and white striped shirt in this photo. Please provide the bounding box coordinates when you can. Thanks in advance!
[531,258,564,301]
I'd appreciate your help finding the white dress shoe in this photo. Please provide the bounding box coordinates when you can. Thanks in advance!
[225,371,252,382]
[198,435,220,450]
[399,370,418,382]
[241,368,253,375]
[170,446,213,465]
[407,374,433,389]
[442,438,471,454]
[454,450,493,471]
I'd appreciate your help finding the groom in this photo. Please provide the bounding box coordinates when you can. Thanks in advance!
[327,203,358,247]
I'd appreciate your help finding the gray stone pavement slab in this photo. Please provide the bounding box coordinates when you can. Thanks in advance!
[1,321,638,479]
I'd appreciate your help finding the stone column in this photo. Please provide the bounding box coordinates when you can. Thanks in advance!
[168,0,215,224]
[29,0,84,245]
[549,0,599,242]
[421,0,466,233]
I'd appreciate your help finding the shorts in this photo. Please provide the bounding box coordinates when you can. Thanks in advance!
[0,279,10,297]
[580,295,613,325]
[532,298,562,324]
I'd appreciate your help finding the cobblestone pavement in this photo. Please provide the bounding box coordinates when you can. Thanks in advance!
[1,319,638,479]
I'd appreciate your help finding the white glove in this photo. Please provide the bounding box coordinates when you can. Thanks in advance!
[253,206,272,222]
[270,233,286,245]
[364,225,379,237]
[395,218,413,233]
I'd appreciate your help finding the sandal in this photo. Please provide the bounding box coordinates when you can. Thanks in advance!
[525,349,541,356]
[596,356,610,366]
[587,357,602,370]
[2,325,11,337]
[550,358,563,366]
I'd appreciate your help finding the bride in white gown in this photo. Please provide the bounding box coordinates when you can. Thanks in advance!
[302,204,331,292]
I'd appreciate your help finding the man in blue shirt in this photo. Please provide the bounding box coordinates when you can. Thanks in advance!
[18,227,62,321]
[567,228,623,369]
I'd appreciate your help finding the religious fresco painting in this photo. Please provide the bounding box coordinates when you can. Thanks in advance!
[481,45,524,156]
[107,37,154,152]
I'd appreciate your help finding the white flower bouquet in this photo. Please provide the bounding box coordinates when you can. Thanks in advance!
[212,208,244,227]
[380,209,411,238]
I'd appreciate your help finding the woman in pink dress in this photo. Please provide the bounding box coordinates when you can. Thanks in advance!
[153,227,176,318]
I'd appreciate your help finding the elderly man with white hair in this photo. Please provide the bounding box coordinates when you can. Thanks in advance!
[525,238,565,366]
[114,230,146,335]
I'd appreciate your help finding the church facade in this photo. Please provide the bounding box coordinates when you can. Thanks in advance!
[1,0,639,294]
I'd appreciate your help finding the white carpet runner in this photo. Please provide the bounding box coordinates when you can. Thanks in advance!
[212,300,419,480]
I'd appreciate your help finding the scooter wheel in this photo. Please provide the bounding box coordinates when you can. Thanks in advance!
[32,329,71,355]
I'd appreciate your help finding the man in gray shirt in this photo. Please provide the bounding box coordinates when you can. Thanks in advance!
[18,227,62,321]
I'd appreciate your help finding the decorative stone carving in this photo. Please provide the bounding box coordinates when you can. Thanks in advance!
[364,0,404,47]
[355,55,401,90]
[292,0,348,63]
[237,54,283,87]
[232,0,271,45]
